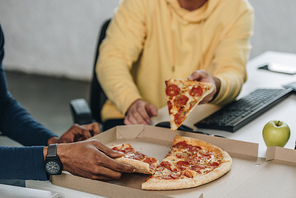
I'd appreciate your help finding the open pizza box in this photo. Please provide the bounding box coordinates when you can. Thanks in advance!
[51,125,296,198]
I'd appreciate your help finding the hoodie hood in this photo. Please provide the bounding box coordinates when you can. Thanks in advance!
[166,0,221,23]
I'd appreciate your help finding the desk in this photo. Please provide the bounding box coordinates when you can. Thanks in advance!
[24,51,295,197]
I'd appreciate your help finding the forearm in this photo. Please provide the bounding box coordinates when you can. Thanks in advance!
[209,5,253,105]
[96,1,146,115]
[210,73,244,105]
[0,146,48,180]
[0,97,57,146]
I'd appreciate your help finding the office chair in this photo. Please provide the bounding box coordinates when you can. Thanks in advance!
[70,18,111,125]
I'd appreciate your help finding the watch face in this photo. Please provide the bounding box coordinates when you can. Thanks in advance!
[45,161,61,175]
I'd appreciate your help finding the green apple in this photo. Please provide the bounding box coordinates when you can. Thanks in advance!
[262,120,290,147]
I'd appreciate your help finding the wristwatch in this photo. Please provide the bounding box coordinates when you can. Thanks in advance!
[44,143,63,175]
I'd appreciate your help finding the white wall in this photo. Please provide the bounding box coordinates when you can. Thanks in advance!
[0,0,295,81]
[0,0,119,81]
[248,0,296,58]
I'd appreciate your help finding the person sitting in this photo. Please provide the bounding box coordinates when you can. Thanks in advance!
[96,0,254,131]
[0,24,134,186]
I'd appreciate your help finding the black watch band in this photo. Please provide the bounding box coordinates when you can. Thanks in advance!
[44,143,63,175]
[47,143,58,157]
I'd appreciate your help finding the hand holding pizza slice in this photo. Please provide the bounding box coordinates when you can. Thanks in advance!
[165,79,215,131]
[111,143,159,174]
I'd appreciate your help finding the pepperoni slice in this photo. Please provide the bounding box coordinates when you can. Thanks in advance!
[174,95,189,109]
[166,84,180,97]
[112,147,123,152]
[191,165,206,172]
[124,147,134,153]
[187,145,201,152]
[174,141,188,149]
[209,162,220,167]
[160,161,171,169]
[162,172,180,180]
[176,160,190,167]
[190,85,203,97]
[143,157,158,164]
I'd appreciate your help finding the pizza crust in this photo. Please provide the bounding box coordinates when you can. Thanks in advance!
[142,135,232,190]
[142,177,196,190]
[115,157,154,174]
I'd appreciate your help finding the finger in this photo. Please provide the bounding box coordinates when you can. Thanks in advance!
[71,125,93,141]
[135,109,150,124]
[132,102,151,124]
[124,117,132,125]
[188,70,208,81]
[89,144,135,174]
[92,164,133,180]
[81,129,92,139]
[90,140,124,158]
[100,156,135,174]
[92,164,123,180]
[126,111,148,125]
[83,123,101,136]
[188,70,201,81]
[124,113,139,124]
[91,123,101,135]
[146,104,158,117]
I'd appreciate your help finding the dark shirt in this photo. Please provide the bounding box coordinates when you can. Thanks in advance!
[0,25,57,180]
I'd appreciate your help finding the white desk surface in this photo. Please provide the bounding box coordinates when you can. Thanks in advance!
[13,51,296,197]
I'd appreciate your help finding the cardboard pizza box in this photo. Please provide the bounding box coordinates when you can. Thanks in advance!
[51,125,296,198]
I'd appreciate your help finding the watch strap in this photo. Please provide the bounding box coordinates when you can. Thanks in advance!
[47,143,58,157]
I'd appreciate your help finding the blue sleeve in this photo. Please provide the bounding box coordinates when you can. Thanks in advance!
[0,146,48,180]
[0,25,56,180]
[0,25,57,146]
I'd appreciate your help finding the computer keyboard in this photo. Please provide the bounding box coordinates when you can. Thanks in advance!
[195,88,293,132]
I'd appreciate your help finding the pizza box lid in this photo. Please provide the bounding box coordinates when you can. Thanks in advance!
[51,125,296,198]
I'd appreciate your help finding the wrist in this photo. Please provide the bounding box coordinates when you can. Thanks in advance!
[43,146,48,161]
[44,143,63,175]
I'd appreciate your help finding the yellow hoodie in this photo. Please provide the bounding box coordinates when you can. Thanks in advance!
[96,0,254,121]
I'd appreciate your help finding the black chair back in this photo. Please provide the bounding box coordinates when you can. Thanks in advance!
[90,19,111,123]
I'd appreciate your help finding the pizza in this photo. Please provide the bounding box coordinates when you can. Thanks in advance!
[142,135,232,190]
[165,79,214,131]
[112,135,232,190]
[111,143,159,174]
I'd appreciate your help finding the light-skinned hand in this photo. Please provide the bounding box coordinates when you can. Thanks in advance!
[124,99,158,125]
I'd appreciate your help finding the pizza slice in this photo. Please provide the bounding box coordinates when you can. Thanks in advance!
[111,143,159,174]
[141,135,232,190]
[165,79,214,131]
